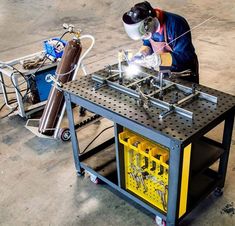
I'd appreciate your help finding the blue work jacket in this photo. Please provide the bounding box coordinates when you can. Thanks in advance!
[143,10,197,72]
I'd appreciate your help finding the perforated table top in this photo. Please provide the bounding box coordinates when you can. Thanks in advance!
[63,66,235,143]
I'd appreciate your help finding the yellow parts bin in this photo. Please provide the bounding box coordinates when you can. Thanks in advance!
[119,129,169,212]
[119,129,191,217]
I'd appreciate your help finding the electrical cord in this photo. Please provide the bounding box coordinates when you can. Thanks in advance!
[0,79,24,89]
[9,72,27,99]
[0,99,17,109]
[0,74,28,89]
[0,105,18,119]
[0,70,29,113]
[0,72,27,117]
[0,64,28,88]
[80,125,114,154]
[0,62,30,100]
[0,102,7,112]
[0,88,27,95]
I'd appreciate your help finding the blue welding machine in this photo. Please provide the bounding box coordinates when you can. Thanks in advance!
[28,66,57,103]
[34,66,57,101]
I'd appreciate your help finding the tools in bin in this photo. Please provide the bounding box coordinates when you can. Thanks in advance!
[119,129,169,212]
[156,185,168,211]
[129,163,148,192]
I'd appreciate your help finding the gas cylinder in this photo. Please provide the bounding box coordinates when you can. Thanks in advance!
[38,38,82,135]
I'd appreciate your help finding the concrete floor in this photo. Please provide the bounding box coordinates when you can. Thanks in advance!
[0,0,235,225]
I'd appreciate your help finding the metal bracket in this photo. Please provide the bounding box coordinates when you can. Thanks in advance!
[45,73,63,90]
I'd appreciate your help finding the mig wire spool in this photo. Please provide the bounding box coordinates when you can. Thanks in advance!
[119,129,169,213]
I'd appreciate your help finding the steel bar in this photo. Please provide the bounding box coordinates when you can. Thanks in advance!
[93,74,194,119]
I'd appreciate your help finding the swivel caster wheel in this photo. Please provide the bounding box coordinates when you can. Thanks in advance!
[155,216,166,226]
[92,178,100,184]
[58,128,71,142]
[89,173,100,184]
[214,187,223,197]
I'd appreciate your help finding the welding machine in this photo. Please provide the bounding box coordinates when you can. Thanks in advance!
[27,66,57,104]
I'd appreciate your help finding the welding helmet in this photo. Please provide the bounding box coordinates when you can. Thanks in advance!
[122,1,159,40]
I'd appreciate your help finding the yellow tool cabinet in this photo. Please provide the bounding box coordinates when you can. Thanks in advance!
[119,129,191,217]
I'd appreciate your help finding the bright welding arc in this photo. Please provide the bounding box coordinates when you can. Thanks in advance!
[124,64,141,78]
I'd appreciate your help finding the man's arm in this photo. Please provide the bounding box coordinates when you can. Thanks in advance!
[131,44,152,62]
[140,30,173,67]
[140,39,154,56]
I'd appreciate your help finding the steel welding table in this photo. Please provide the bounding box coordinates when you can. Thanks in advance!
[62,64,235,226]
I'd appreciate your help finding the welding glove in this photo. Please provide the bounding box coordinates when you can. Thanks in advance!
[131,52,144,63]
[131,45,153,63]
[143,53,161,69]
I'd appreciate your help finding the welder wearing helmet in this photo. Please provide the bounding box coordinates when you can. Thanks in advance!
[122,1,199,83]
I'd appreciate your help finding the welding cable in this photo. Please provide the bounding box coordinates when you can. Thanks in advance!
[0,99,17,111]
[0,98,17,119]
[0,89,27,95]
[0,62,30,96]
[9,73,25,99]
[0,63,28,87]
[0,79,27,116]
[0,79,23,89]
[9,70,31,104]
[0,105,18,119]
[7,64,29,88]
[0,78,28,95]
[80,125,114,154]
[0,69,29,115]
[0,70,29,109]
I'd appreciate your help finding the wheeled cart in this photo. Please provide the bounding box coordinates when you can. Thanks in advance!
[62,64,235,225]
[0,51,57,118]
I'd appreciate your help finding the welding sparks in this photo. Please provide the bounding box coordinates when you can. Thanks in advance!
[124,64,141,78]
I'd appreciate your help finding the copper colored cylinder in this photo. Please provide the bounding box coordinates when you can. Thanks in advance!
[38,39,82,135]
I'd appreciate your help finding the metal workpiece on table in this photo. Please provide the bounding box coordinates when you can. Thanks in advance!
[92,65,217,120]
[62,64,235,145]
